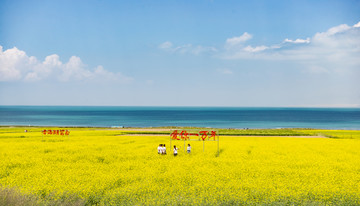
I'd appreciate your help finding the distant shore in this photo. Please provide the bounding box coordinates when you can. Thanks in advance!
[1,126,359,139]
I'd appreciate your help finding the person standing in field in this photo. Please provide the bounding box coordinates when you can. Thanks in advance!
[158,144,162,154]
[187,144,191,153]
[173,145,178,156]
[162,144,167,155]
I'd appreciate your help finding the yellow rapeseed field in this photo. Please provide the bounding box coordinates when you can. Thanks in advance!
[1,127,360,205]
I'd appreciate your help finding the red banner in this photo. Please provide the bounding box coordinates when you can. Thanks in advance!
[170,130,217,141]
[42,129,70,136]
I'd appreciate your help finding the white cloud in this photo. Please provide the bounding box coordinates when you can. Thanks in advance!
[24,72,41,81]
[158,21,360,75]
[243,45,268,52]
[284,38,310,44]
[94,65,133,83]
[354,21,360,28]
[44,54,62,67]
[158,41,217,55]
[173,44,192,53]
[59,56,93,81]
[221,21,360,74]
[0,46,32,81]
[158,41,173,50]
[292,23,360,64]
[0,46,132,82]
[225,32,252,48]
[314,24,351,38]
[311,24,352,47]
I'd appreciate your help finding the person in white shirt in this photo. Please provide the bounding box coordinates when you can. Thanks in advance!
[187,144,191,153]
[162,144,167,155]
[173,145,178,156]
[158,144,162,154]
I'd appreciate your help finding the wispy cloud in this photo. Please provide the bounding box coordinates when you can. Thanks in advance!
[243,45,269,53]
[283,38,310,44]
[158,41,173,50]
[159,22,360,75]
[158,41,217,55]
[0,46,133,82]
[225,32,252,48]
[221,21,360,73]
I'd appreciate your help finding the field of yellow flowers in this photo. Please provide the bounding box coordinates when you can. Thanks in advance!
[1,127,360,205]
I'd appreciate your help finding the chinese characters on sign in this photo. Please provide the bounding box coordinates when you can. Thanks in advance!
[42,129,70,136]
[170,129,220,153]
[170,130,217,141]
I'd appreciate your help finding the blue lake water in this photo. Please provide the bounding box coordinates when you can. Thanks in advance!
[0,106,359,129]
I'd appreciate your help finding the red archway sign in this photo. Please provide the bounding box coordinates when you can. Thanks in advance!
[170,130,219,153]
[42,129,70,136]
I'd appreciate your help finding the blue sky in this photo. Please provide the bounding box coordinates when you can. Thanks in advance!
[1,0,360,107]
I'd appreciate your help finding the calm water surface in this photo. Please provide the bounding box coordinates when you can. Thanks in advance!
[0,106,359,129]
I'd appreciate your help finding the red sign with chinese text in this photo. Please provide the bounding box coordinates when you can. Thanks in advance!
[170,130,217,141]
[42,129,70,136]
